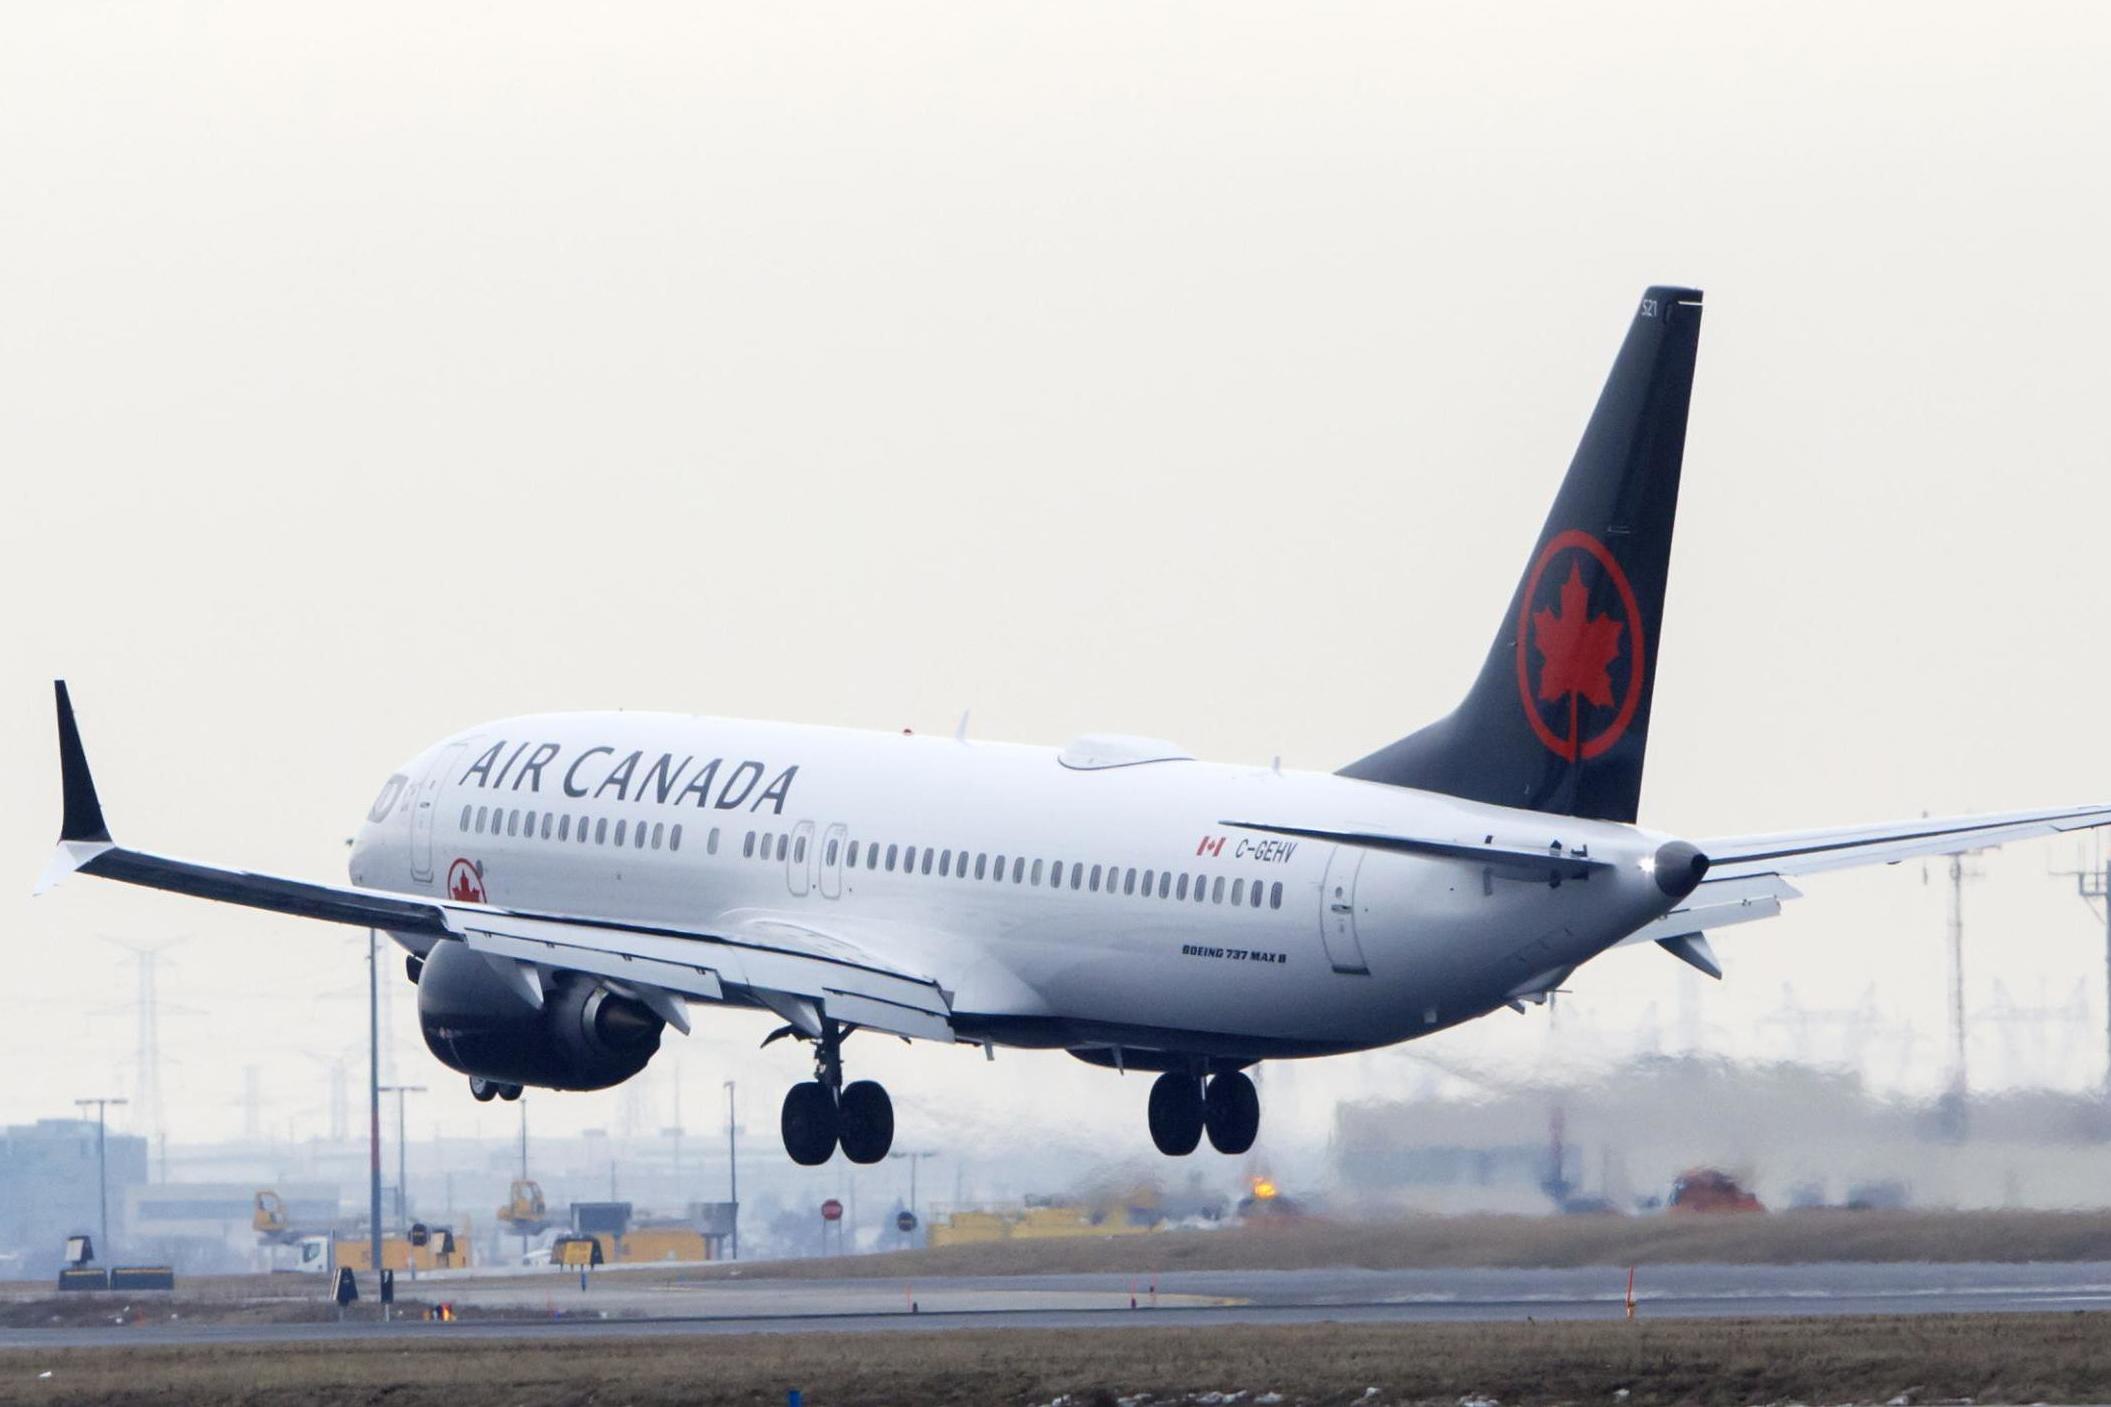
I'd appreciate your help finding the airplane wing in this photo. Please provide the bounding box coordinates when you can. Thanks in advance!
[36,683,954,1044]
[1619,802,2111,975]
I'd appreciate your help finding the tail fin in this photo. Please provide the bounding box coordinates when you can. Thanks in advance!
[1339,286,1703,823]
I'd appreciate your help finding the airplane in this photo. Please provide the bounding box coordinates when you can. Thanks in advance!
[37,285,2111,1166]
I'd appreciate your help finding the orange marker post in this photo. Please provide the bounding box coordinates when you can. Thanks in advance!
[1624,1265,1637,1320]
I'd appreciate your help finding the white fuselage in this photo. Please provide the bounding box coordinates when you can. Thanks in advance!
[349,713,1683,1059]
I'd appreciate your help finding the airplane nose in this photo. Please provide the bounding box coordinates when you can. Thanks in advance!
[1652,840,1710,900]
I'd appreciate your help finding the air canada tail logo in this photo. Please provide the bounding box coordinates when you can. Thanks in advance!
[447,858,487,904]
[1515,529,1646,761]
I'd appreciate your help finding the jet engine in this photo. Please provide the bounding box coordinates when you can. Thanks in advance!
[415,940,663,1091]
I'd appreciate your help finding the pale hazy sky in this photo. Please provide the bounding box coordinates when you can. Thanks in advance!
[3,2,2109,1168]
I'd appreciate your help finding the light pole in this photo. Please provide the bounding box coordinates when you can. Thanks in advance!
[379,1085,426,1224]
[724,1080,739,1261]
[73,1097,128,1260]
[517,1095,530,1264]
[366,924,383,1284]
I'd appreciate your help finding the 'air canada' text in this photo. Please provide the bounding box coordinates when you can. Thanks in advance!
[460,740,798,815]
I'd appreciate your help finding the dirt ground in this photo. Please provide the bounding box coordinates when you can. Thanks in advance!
[2,1313,2108,1406]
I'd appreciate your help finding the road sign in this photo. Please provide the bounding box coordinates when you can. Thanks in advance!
[896,1211,918,1234]
[820,1198,843,1223]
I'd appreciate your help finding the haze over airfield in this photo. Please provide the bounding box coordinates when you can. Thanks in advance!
[2,2,2108,1165]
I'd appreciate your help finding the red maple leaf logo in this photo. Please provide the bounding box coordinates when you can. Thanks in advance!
[447,858,486,903]
[1532,562,1624,717]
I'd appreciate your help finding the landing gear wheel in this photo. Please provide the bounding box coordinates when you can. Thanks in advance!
[1204,1071,1260,1155]
[1147,1072,1205,1156]
[469,1078,498,1103]
[837,1080,895,1164]
[498,1083,523,1102]
[781,1080,840,1166]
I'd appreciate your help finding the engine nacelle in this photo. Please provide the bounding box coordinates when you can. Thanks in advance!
[416,940,663,1091]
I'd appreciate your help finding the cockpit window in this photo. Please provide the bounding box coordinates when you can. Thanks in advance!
[367,775,408,823]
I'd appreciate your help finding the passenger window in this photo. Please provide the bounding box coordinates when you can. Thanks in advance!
[1012,857,1026,883]
[1049,861,1064,888]
[1088,864,1101,892]
[974,853,988,880]
[459,805,472,830]
[939,850,951,878]
[1159,872,1172,899]
[652,822,664,850]
[708,828,720,855]
[921,849,934,876]
[990,854,1005,881]
[743,831,755,858]
[1124,868,1138,895]
[1072,864,1085,891]
[542,814,554,840]
[1142,868,1154,895]
[1233,878,1247,905]
[1176,873,1189,900]
[868,842,880,870]
[504,811,518,837]
[524,810,537,836]
[826,839,839,865]
[778,835,790,862]
[886,844,899,872]
[610,819,625,846]
[1030,859,1044,885]
[596,818,609,845]
[559,815,571,842]
[794,835,807,864]
[475,806,488,834]
[1212,876,1226,903]
[671,824,683,852]
[1252,880,1265,908]
[846,840,858,867]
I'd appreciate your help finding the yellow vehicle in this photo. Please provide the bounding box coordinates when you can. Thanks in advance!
[331,1222,472,1272]
[554,1225,710,1265]
[253,1191,292,1243]
[497,1179,550,1235]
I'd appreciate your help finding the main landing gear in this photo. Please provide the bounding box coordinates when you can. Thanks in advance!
[778,1022,895,1166]
[1147,1069,1259,1156]
[468,1077,523,1102]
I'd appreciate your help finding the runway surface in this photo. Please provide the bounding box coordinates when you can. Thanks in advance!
[7,1261,2110,1348]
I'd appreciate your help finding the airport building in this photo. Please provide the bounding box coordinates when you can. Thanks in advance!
[0,1119,148,1277]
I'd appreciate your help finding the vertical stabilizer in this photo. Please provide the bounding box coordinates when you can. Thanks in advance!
[1339,286,1703,822]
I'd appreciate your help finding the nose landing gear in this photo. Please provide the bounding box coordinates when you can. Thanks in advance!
[776,1021,896,1166]
[1148,1068,1260,1156]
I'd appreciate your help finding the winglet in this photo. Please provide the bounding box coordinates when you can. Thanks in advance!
[1656,932,1723,980]
[55,681,112,844]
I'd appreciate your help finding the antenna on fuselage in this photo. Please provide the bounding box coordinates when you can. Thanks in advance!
[954,710,971,743]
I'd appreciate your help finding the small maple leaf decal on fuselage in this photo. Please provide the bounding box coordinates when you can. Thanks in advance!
[447,858,486,903]
[1532,563,1624,750]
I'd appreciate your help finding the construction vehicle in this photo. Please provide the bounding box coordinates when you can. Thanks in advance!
[253,1191,296,1244]
[1669,1167,1764,1213]
[497,1179,551,1236]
